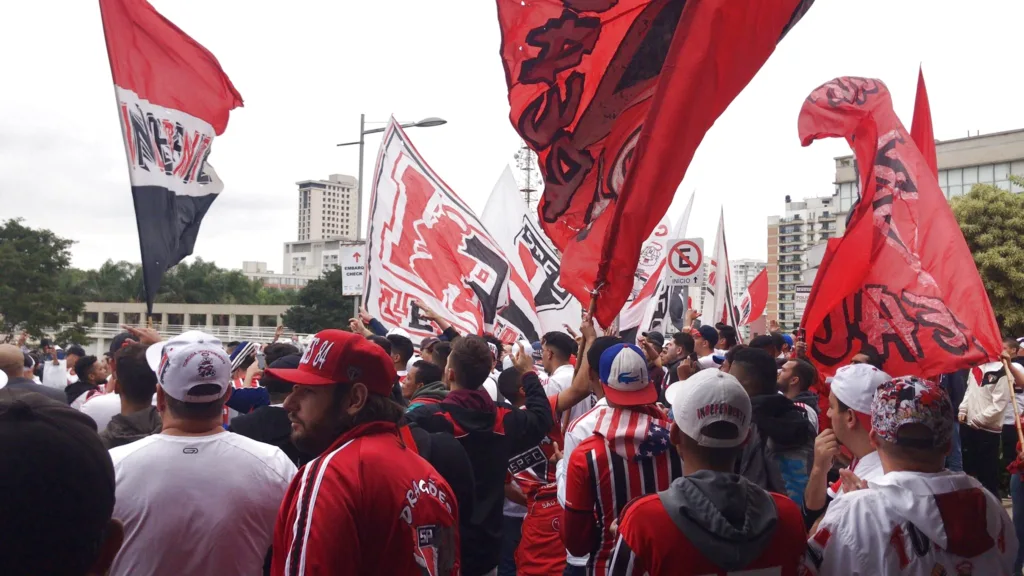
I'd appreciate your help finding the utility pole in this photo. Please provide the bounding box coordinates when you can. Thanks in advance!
[514,141,542,213]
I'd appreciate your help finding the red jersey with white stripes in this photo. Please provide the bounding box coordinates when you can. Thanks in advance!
[512,395,567,575]
[563,406,683,576]
[271,422,460,576]
[510,395,563,498]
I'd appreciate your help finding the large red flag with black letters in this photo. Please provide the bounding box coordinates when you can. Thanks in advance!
[798,77,1000,377]
[496,0,815,326]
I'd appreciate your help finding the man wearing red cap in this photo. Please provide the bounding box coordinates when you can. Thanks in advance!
[268,330,460,576]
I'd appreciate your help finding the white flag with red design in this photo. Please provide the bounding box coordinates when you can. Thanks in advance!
[363,119,542,343]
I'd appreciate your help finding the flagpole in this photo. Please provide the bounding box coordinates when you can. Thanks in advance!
[97,0,155,317]
[1004,358,1024,451]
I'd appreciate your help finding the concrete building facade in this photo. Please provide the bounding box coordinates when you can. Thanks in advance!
[766,195,839,333]
[297,174,359,242]
[240,261,312,290]
[284,238,365,277]
[731,259,766,339]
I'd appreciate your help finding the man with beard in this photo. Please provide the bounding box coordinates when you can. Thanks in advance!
[269,330,461,576]
[67,355,111,408]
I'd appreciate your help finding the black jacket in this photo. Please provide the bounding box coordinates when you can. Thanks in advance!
[406,424,476,527]
[405,371,552,576]
[64,381,99,405]
[4,377,66,404]
[229,406,308,467]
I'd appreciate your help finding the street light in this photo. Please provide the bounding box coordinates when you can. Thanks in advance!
[337,115,448,240]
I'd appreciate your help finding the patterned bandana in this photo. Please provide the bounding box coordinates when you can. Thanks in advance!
[871,376,953,449]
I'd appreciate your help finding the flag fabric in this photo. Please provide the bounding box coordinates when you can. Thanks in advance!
[496,0,815,327]
[363,119,542,344]
[638,192,696,335]
[738,268,769,325]
[911,66,938,178]
[798,77,1001,377]
[99,0,242,311]
[618,216,672,331]
[700,209,739,329]
[481,166,582,334]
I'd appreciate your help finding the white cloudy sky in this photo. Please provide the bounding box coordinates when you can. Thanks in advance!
[2,1,1023,272]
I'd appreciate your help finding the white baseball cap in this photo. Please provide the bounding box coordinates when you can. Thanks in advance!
[0,369,7,390]
[599,343,654,406]
[145,330,223,373]
[666,369,751,449]
[830,363,892,415]
[155,340,232,403]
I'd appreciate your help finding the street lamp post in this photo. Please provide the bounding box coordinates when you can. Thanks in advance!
[337,115,447,240]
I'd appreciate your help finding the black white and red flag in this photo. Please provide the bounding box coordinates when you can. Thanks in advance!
[798,77,1001,377]
[363,119,542,344]
[496,0,814,327]
[99,0,242,310]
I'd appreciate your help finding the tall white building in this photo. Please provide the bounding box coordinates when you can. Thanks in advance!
[766,195,839,333]
[297,174,359,241]
[731,259,766,339]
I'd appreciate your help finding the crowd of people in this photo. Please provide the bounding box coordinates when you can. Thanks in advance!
[2,305,1024,575]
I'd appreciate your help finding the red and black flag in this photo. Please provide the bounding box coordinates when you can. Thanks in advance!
[496,0,814,327]
[99,0,242,311]
[798,77,1001,378]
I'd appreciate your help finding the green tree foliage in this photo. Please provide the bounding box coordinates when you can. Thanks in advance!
[0,219,89,343]
[283,267,355,334]
[63,258,298,306]
[951,180,1024,335]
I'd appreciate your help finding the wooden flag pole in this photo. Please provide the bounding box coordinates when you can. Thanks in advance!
[1004,358,1024,450]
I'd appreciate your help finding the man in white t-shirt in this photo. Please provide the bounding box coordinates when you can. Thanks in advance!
[805,376,1016,575]
[108,331,297,576]
[541,331,591,425]
[803,363,890,528]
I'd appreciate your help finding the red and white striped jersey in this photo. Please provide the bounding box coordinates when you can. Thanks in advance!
[564,406,682,575]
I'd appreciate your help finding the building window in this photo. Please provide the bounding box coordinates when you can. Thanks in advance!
[979,164,994,184]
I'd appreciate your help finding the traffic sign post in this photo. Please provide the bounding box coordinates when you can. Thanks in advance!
[665,238,704,287]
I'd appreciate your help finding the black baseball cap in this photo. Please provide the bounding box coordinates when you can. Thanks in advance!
[641,331,666,349]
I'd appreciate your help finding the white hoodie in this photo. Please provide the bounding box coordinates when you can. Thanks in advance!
[805,470,1015,575]
[959,362,1010,433]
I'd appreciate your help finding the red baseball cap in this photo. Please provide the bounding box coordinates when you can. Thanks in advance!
[265,329,397,396]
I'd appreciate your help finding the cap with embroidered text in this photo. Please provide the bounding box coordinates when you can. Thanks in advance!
[666,369,751,448]
[266,329,397,396]
[599,343,654,406]
[155,336,232,403]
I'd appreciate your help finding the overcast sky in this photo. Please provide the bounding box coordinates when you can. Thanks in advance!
[3,1,1023,272]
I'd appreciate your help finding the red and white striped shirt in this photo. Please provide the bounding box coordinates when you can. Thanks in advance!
[564,406,683,575]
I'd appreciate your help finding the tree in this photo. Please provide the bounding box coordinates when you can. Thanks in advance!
[0,219,89,343]
[951,180,1024,335]
[63,258,298,306]
[283,268,355,334]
